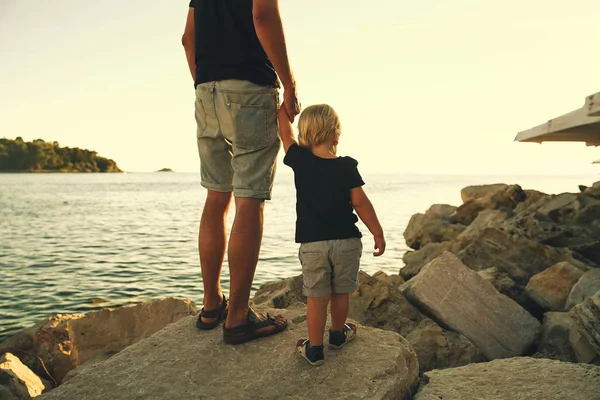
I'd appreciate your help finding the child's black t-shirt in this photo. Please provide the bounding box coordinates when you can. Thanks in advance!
[283,144,364,243]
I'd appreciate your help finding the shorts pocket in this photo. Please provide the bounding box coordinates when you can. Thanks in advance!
[299,245,331,292]
[229,102,274,150]
[194,93,209,139]
[332,240,362,289]
[336,249,360,278]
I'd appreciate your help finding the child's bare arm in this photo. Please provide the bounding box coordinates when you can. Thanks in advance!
[277,102,297,153]
[351,186,386,256]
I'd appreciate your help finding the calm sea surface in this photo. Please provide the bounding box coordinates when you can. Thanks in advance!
[1,172,597,341]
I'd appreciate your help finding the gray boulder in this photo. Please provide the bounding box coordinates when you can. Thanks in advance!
[252,274,306,308]
[498,192,600,264]
[349,271,424,338]
[406,319,482,374]
[582,181,600,198]
[404,205,465,250]
[41,307,420,400]
[537,312,575,361]
[401,241,452,280]
[566,268,600,309]
[425,204,458,218]
[450,184,526,225]
[456,209,509,239]
[401,252,541,360]
[569,328,600,364]
[460,183,509,203]
[538,193,600,226]
[569,289,600,358]
[477,268,516,298]
[414,357,600,400]
[451,227,591,304]
[513,189,550,213]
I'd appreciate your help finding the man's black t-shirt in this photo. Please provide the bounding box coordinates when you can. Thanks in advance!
[284,144,364,243]
[188,0,279,88]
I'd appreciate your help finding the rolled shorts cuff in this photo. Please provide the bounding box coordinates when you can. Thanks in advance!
[201,180,234,193]
[233,188,272,200]
[302,285,332,298]
[332,283,358,294]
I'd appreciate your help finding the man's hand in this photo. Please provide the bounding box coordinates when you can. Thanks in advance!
[283,86,300,123]
[373,235,386,257]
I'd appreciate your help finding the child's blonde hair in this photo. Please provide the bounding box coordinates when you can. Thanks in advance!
[297,104,341,151]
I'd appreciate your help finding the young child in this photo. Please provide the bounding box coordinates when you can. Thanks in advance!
[278,103,386,366]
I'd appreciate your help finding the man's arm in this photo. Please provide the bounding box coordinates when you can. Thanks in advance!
[181,8,196,83]
[351,187,386,256]
[253,0,299,122]
[277,103,297,153]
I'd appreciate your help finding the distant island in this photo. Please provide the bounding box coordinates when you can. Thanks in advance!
[0,137,122,172]
[156,168,174,172]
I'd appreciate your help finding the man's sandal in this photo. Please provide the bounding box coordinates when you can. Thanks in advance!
[196,294,228,330]
[295,339,325,366]
[328,322,357,349]
[222,307,288,345]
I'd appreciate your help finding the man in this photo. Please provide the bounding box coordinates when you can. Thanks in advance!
[182,0,299,344]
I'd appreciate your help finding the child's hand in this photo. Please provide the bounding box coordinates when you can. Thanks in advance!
[373,234,386,256]
[278,102,292,122]
[277,102,297,153]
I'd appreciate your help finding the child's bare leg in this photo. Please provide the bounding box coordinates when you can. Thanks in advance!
[307,295,330,346]
[330,292,350,331]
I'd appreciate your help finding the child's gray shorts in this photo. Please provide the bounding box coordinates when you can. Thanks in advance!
[298,238,362,297]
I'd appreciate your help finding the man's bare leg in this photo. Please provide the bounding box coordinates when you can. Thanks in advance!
[224,197,264,327]
[224,197,286,332]
[199,190,232,324]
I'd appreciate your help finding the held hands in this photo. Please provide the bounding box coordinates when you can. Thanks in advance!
[283,86,300,122]
[373,234,386,257]
[277,101,297,153]
[278,101,292,122]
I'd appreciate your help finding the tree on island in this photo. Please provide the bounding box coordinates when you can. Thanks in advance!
[156,168,174,172]
[0,137,122,172]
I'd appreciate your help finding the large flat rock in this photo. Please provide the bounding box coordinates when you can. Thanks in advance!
[401,252,541,360]
[69,297,197,366]
[0,297,197,384]
[41,306,419,400]
[414,357,600,400]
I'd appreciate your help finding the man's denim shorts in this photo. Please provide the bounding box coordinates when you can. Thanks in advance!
[298,238,363,297]
[194,79,280,200]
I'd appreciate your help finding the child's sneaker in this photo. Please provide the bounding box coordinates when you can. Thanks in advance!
[328,323,357,349]
[295,339,325,366]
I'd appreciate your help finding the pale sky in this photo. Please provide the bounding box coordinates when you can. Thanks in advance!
[1,0,599,174]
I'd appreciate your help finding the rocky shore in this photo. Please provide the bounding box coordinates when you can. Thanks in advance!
[1,182,599,399]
